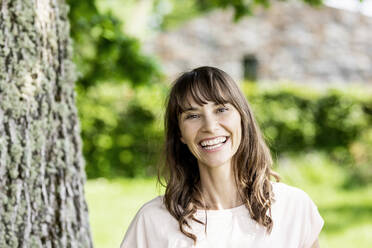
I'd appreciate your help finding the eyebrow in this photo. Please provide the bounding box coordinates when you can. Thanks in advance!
[183,106,198,112]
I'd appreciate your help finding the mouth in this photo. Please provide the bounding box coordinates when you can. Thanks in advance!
[199,136,229,151]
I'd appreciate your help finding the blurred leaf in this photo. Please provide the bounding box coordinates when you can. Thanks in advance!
[67,0,161,89]
[195,0,323,21]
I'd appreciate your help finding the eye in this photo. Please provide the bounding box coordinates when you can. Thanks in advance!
[185,114,199,120]
[217,107,229,113]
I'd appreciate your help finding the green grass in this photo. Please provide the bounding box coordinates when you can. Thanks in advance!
[85,178,163,247]
[86,152,372,248]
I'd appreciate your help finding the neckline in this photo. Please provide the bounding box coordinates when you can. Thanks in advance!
[195,203,247,216]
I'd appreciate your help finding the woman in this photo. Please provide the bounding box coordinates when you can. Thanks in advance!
[121,66,324,248]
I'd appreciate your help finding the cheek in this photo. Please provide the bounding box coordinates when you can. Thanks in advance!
[179,124,197,143]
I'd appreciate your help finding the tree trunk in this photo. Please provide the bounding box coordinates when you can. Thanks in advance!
[0,0,93,247]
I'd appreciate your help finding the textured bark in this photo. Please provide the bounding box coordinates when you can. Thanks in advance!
[0,0,93,247]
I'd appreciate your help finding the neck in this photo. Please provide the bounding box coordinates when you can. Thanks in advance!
[197,162,243,210]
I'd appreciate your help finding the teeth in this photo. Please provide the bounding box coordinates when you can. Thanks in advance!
[203,143,223,150]
[200,137,227,147]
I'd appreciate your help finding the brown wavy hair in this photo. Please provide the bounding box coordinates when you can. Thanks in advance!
[158,66,280,244]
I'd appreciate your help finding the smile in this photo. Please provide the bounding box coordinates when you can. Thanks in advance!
[199,136,229,151]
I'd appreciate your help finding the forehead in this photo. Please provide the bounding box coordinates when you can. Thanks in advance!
[178,92,229,113]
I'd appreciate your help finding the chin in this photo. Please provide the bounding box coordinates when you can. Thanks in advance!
[201,159,231,168]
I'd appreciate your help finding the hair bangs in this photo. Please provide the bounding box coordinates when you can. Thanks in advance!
[174,71,233,115]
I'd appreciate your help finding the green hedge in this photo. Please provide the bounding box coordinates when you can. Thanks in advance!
[242,83,371,152]
[242,82,372,186]
[76,83,166,178]
[77,81,372,184]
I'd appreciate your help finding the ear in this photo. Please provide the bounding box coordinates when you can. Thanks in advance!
[180,136,186,144]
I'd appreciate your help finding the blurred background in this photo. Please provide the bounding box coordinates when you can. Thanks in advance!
[66,0,372,247]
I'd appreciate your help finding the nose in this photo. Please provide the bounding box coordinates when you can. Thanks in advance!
[202,113,219,133]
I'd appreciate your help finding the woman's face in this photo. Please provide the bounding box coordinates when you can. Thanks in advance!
[178,98,242,169]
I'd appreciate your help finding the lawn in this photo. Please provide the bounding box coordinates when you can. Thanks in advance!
[85,152,372,247]
[85,178,162,247]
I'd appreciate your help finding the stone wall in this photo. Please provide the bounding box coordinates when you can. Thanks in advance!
[145,1,372,84]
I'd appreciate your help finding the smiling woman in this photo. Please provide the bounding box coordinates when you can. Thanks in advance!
[179,100,242,169]
[120,66,324,248]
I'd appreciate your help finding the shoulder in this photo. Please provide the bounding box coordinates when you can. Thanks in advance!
[270,182,324,247]
[271,181,313,203]
[135,195,169,220]
[272,181,305,194]
[121,195,177,248]
[132,195,180,228]
[270,181,321,221]
[137,195,164,213]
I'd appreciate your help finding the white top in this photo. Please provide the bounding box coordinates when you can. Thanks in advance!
[120,182,324,248]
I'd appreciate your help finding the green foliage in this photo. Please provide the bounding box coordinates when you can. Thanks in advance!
[156,0,201,30]
[242,83,371,153]
[76,82,166,178]
[157,0,327,30]
[245,87,317,152]
[243,82,372,187]
[314,91,367,150]
[67,0,160,89]
[194,0,323,20]
[345,128,372,187]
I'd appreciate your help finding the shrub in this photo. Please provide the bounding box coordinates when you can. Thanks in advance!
[76,82,166,178]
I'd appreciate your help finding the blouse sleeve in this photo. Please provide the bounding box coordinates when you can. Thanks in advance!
[301,191,324,248]
[120,210,149,248]
[120,197,170,248]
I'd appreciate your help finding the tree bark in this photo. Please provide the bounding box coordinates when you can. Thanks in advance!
[0,0,93,247]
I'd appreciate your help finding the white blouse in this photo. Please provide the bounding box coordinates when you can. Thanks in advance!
[121,182,324,248]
